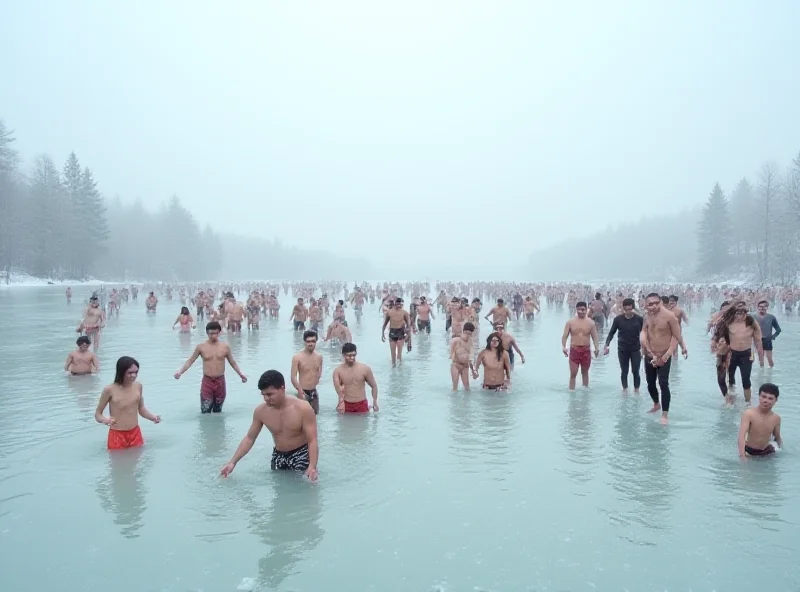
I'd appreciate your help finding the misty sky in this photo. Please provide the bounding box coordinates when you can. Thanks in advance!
[2,0,799,268]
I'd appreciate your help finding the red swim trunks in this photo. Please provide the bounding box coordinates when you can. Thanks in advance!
[107,425,144,450]
[344,399,369,413]
[569,345,592,370]
[201,375,227,413]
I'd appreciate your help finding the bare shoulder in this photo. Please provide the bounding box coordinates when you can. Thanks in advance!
[292,396,314,414]
[253,402,270,421]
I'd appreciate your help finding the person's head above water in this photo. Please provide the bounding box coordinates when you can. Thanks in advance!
[258,369,286,408]
[114,356,139,385]
[758,382,780,410]
[206,321,222,340]
[303,330,318,352]
[341,342,357,365]
[181,306,190,315]
[76,335,91,349]
[645,293,662,313]
[576,302,587,317]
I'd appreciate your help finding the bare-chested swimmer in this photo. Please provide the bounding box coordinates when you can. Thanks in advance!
[95,356,160,450]
[450,321,476,391]
[291,330,323,415]
[332,343,379,413]
[382,297,414,367]
[290,298,309,331]
[174,321,248,413]
[77,295,105,351]
[494,324,525,369]
[323,319,352,346]
[474,332,512,391]
[738,382,782,459]
[221,370,318,482]
[561,301,599,390]
[64,336,99,375]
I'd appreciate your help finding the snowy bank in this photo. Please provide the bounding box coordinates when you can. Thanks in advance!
[0,272,109,289]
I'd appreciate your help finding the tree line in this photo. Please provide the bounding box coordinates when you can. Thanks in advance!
[697,152,800,283]
[0,119,372,282]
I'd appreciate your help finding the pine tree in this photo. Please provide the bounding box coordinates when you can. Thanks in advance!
[62,153,84,277]
[729,178,754,266]
[28,155,65,277]
[696,183,733,276]
[80,167,109,277]
[0,121,21,280]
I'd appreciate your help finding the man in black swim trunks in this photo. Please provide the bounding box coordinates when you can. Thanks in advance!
[381,297,413,367]
[291,330,323,414]
[221,370,319,481]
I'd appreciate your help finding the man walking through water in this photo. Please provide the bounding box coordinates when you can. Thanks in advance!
[291,330,323,415]
[174,321,248,413]
[333,343,379,413]
[381,297,413,367]
[641,293,687,424]
[603,298,643,394]
[561,302,599,390]
[755,299,781,368]
[77,294,105,351]
[220,370,318,482]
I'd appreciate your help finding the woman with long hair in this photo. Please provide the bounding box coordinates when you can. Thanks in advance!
[474,332,512,392]
[172,306,195,332]
[95,356,161,450]
[712,300,763,406]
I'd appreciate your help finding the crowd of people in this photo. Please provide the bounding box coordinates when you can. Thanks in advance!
[64,280,787,483]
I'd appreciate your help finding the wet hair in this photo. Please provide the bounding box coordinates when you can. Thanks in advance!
[486,332,503,361]
[76,336,91,346]
[257,370,285,391]
[463,322,475,332]
[206,321,222,333]
[622,298,635,307]
[342,342,357,355]
[181,306,190,315]
[497,298,504,304]
[714,300,754,342]
[661,296,669,305]
[759,383,779,399]
[721,300,730,307]
[303,330,318,341]
[338,300,344,305]
[646,292,659,300]
[669,295,679,302]
[114,356,139,385]
[758,299,768,306]
[576,301,587,309]
[594,292,601,300]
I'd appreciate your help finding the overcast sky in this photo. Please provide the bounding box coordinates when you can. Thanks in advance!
[2,0,799,267]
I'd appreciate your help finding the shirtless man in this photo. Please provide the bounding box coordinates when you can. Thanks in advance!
[308,299,324,333]
[561,302,599,390]
[220,370,318,481]
[77,295,106,351]
[332,343,379,413]
[589,293,607,332]
[494,324,525,369]
[416,296,434,334]
[720,301,763,405]
[174,321,248,413]
[66,287,72,304]
[290,331,323,415]
[381,298,413,367]
[449,299,470,341]
[145,292,158,312]
[484,298,512,327]
[738,383,782,459]
[64,336,99,375]
[641,293,687,424]
[323,319,352,346]
[94,356,160,449]
[290,298,309,331]
[667,295,689,327]
[227,298,245,333]
[450,322,476,391]
[474,332,512,391]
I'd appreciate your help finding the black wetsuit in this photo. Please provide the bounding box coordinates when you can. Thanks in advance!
[605,313,644,389]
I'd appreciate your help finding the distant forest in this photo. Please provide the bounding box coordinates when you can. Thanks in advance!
[0,119,372,282]
[529,150,800,283]
[527,209,699,282]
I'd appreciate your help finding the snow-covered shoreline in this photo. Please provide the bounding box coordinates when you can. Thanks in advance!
[0,272,113,289]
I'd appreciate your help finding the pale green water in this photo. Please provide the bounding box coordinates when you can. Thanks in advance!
[0,287,798,592]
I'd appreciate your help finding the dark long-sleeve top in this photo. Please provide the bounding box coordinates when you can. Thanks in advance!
[605,313,644,351]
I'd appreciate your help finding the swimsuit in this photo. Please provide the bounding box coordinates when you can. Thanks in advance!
[271,443,311,471]
[745,444,775,456]
[107,425,144,450]
[483,384,506,392]
[344,399,369,413]
[303,388,320,415]
[389,327,405,342]
[200,375,227,413]
[294,321,306,331]
[568,345,592,369]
